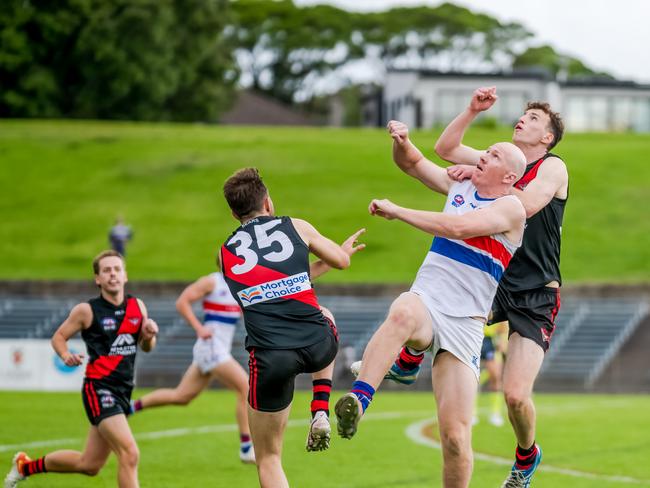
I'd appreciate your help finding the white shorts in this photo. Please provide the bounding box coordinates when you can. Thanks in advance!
[192,323,236,374]
[409,290,484,381]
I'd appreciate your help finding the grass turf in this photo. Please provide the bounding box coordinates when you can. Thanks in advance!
[0,390,649,487]
[0,120,648,283]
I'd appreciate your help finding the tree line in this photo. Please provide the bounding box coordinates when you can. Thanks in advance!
[0,0,606,122]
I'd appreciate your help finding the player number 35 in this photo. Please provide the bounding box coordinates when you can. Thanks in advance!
[227,219,294,274]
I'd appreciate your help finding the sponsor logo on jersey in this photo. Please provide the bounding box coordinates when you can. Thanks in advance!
[237,272,312,307]
[240,288,263,304]
[128,317,140,325]
[470,202,477,209]
[109,333,137,356]
[452,194,465,207]
[115,310,124,316]
[101,317,117,331]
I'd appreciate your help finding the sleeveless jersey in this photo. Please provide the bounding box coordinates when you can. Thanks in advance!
[82,295,143,389]
[202,272,242,326]
[221,215,328,349]
[500,153,567,292]
[411,180,522,318]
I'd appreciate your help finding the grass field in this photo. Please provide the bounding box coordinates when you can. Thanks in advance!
[1,389,649,487]
[0,120,649,283]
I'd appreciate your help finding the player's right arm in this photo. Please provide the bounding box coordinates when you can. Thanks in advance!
[51,303,92,367]
[176,276,215,340]
[292,218,351,270]
[434,86,497,165]
[388,120,453,195]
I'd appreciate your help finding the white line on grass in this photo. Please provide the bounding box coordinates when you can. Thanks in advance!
[0,409,434,454]
[405,418,650,486]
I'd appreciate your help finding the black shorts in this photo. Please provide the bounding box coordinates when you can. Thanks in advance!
[82,379,132,426]
[480,336,496,361]
[247,324,339,412]
[490,285,560,353]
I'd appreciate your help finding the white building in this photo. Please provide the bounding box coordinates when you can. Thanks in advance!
[367,70,650,132]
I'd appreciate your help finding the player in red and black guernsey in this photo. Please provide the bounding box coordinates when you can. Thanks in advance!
[4,250,158,488]
[221,168,362,488]
[433,87,568,487]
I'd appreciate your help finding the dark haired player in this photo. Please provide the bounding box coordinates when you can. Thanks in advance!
[221,167,363,488]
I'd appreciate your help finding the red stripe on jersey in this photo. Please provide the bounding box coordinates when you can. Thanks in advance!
[117,297,142,334]
[85,355,124,380]
[463,236,513,268]
[515,157,546,190]
[203,301,241,313]
[221,246,320,309]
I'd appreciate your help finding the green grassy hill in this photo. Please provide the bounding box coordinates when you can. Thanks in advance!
[0,120,648,282]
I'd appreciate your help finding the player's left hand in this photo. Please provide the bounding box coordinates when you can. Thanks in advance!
[341,228,366,256]
[369,199,400,220]
[447,164,475,181]
[141,319,159,340]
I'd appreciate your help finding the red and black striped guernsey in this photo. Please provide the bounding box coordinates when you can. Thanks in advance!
[221,215,329,350]
[82,295,143,389]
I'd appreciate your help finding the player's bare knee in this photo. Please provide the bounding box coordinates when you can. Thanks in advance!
[504,388,528,411]
[118,443,140,468]
[78,457,105,476]
[82,464,103,477]
[386,305,418,338]
[439,426,469,458]
[176,391,197,405]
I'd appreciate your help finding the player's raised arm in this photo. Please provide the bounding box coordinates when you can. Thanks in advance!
[369,196,525,242]
[176,276,215,340]
[51,303,91,366]
[511,156,568,218]
[137,298,158,352]
[292,218,351,270]
[388,120,453,195]
[310,228,366,280]
[434,86,497,165]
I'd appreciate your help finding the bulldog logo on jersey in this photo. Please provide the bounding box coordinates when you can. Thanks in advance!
[452,194,465,207]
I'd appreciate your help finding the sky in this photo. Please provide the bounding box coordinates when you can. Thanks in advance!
[295,0,650,84]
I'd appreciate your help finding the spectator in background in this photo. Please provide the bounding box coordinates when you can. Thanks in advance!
[109,217,132,256]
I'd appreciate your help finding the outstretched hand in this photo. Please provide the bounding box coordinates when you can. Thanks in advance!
[341,228,366,256]
[369,199,400,220]
[469,86,498,113]
[387,120,410,145]
[447,164,475,181]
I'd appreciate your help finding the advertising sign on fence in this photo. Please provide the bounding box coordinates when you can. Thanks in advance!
[0,339,86,391]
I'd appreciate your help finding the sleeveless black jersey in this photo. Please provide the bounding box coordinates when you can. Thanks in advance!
[500,153,567,292]
[221,215,328,349]
[82,295,143,389]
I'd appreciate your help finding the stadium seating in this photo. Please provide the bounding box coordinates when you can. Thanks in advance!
[538,299,649,388]
[0,295,647,391]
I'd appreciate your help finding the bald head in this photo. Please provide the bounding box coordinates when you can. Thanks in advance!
[495,142,527,181]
